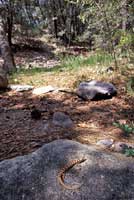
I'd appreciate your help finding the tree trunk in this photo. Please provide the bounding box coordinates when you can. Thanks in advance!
[0,16,16,74]
[121,0,127,32]
[7,1,13,47]
[7,15,13,47]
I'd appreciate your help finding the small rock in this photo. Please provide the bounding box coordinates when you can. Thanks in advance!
[9,84,33,92]
[31,109,42,120]
[105,66,114,73]
[32,86,55,95]
[97,139,114,148]
[52,111,73,128]
[111,142,128,153]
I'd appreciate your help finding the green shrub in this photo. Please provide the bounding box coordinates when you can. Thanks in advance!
[113,122,134,136]
[124,148,134,157]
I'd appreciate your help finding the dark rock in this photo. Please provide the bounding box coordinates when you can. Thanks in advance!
[31,109,42,120]
[77,80,117,100]
[0,140,134,200]
[52,112,73,128]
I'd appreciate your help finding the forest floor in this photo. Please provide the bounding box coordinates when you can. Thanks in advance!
[0,37,134,161]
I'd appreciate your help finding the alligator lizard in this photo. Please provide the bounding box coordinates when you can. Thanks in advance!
[58,158,86,190]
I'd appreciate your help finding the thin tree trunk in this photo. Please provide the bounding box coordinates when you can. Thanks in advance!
[7,0,13,47]
[121,0,127,32]
[7,15,13,47]
[0,16,16,73]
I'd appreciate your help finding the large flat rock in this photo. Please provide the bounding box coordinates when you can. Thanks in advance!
[0,140,134,200]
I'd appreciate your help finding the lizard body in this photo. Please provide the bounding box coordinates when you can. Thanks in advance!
[58,158,86,190]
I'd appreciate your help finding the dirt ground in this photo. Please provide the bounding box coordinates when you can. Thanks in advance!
[0,85,134,161]
[0,38,134,161]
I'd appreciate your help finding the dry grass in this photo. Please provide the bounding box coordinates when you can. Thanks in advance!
[10,55,125,89]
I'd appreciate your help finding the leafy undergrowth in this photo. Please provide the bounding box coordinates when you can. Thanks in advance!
[113,122,134,136]
[124,148,134,157]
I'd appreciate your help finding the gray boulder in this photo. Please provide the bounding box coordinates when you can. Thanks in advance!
[77,80,117,100]
[0,140,134,200]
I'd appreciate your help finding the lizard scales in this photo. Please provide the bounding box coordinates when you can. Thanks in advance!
[58,158,86,190]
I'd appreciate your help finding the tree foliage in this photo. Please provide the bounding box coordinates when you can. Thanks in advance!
[0,0,133,73]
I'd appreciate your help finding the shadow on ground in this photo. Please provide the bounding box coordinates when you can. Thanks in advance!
[0,87,134,161]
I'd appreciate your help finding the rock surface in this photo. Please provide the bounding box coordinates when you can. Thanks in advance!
[52,112,73,128]
[0,140,134,200]
[77,80,117,100]
[32,85,55,95]
[96,139,114,148]
[9,84,34,92]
